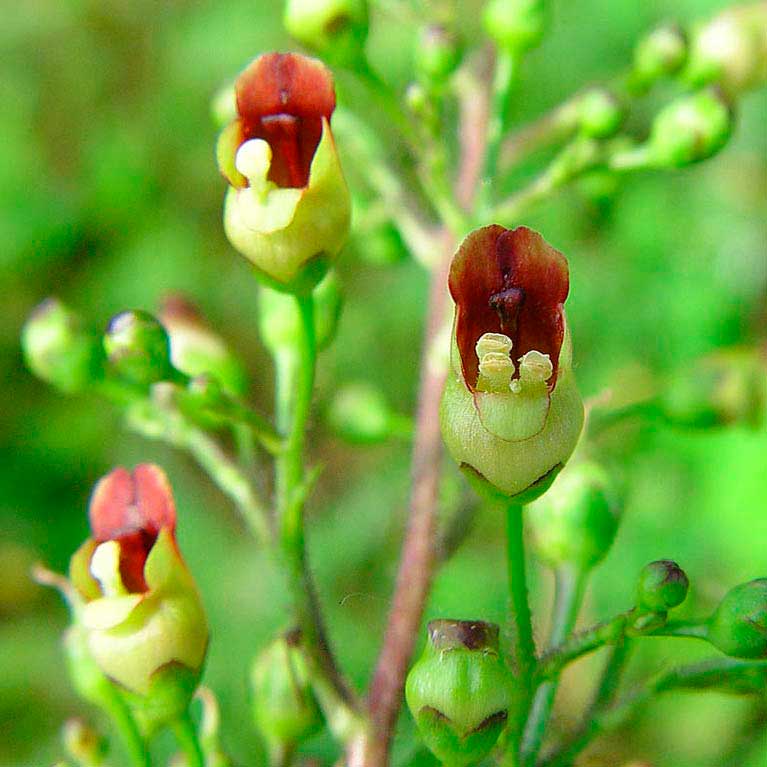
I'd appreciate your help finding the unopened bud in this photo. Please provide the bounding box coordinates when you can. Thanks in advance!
[415,25,463,85]
[647,88,733,168]
[284,0,369,65]
[630,24,687,91]
[251,629,322,751]
[528,461,619,571]
[62,719,106,766]
[22,298,103,393]
[577,89,624,139]
[483,0,546,53]
[685,2,767,95]
[328,382,406,443]
[636,560,689,612]
[104,310,174,386]
[659,347,766,429]
[406,620,512,767]
[707,579,767,659]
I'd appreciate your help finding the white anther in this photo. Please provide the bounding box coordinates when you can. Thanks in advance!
[476,332,513,360]
[477,352,515,393]
[518,350,553,383]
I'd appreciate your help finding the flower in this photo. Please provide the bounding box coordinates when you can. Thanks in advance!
[68,465,208,722]
[218,52,351,291]
[440,225,584,499]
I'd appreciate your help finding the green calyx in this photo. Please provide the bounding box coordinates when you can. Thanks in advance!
[406,620,512,767]
[528,461,619,571]
[284,0,369,66]
[22,298,104,393]
[707,579,767,659]
[250,629,323,750]
[636,560,689,612]
[630,24,687,91]
[104,310,174,386]
[223,122,351,291]
[483,0,546,54]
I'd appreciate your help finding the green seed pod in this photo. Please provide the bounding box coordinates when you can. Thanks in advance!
[104,310,174,386]
[527,461,619,572]
[659,347,767,429]
[284,0,369,66]
[707,579,767,659]
[685,2,767,96]
[636,560,689,612]
[415,25,463,85]
[406,620,512,767]
[22,298,103,393]
[159,294,248,397]
[251,629,322,753]
[483,0,546,54]
[62,718,107,767]
[440,226,584,501]
[576,89,624,139]
[630,24,687,91]
[646,88,733,168]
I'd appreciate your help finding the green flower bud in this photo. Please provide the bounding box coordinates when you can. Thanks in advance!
[328,382,409,443]
[284,0,369,66]
[636,560,689,612]
[707,579,767,659]
[630,24,687,91]
[219,54,351,292]
[483,0,546,54]
[22,298,103,393]
[440,226,584,500]
[576,89,624,139]
[528,461,619,571]
[251,628,322,753]
[647,88,733,168]
[257,270,342,354]
[659,347,767,429]
[415,25,463,85]
[69,465,208,731]
[62,718,106,766]
[159,294,247,397]
[104,310,174,386]
[406,620,512,767]
[685,2,767,95]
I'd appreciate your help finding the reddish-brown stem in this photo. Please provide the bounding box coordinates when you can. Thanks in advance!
[359,230,455,767]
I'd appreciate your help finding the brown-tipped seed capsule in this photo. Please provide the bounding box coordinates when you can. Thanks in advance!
[707,579,767,659]
[637,560,689,612]
[406,619,513,767]
[440,226,584,501]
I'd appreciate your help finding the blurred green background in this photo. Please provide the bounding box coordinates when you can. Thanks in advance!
[1,0,766,765]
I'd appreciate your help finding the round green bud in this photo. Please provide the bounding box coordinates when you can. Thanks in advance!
[257,270,342,355]
[577,89,624,139]
[415,25,463,85]
[707,579,767,659]
[328,382,393,443]
[636,560,689,612]
[483,0,546,54]
[630,24,687,91]
[251,629,322,750]
[406,619,512,767]
[104,310,174,386]
[685,3,767,96]
[284,0,369,65]
[647,88,733,169]
[22,298,103,393]
[527,461,619,572]
[659,347,766,429]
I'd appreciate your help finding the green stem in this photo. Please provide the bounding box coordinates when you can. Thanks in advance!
[506,503,536,756]
[172,711,204,767]
[521,566,586,766]
[100,688,149,767]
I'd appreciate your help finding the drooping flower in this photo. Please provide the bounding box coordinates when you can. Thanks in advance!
[68,464,208,725]
[218,52,351,291]
[440,225,584,499]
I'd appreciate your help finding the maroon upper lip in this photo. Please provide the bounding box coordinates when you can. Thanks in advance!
[448,225,569,393]
[234,52,336,189]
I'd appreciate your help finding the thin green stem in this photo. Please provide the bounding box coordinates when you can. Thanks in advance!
[506,503,536,757]
[172,711,204,767]
[100,688,149,767]
[652,620,709,640]
[521,566,587,766]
